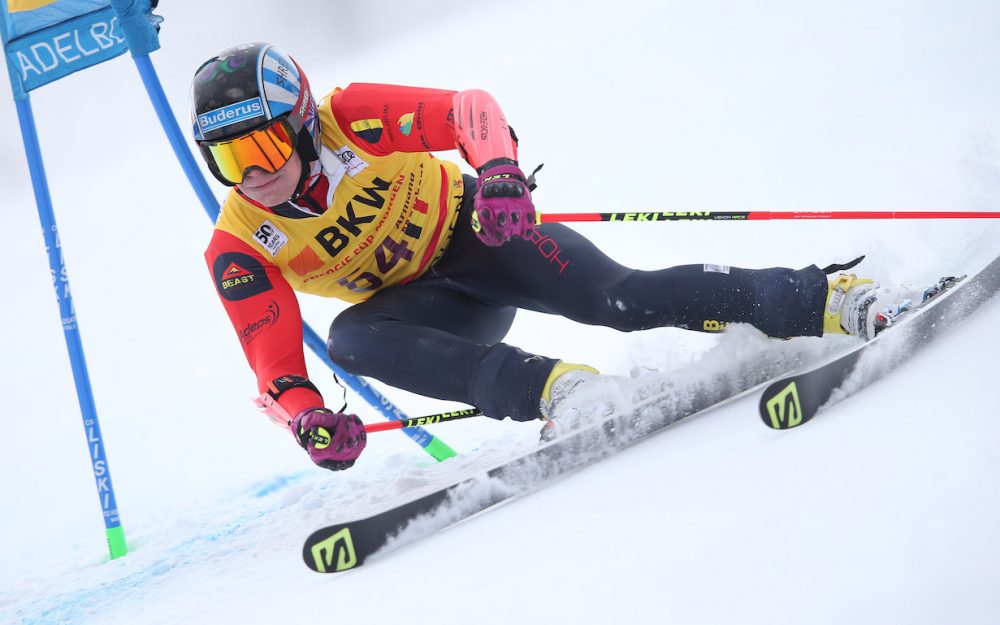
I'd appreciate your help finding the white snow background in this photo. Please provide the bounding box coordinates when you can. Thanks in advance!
[1,1,999,623]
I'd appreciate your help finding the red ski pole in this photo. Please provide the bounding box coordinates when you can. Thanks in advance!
[538,210,1000,223]
[257,392,483,433]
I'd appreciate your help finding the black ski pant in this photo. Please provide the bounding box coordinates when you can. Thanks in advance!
[328,176,828,421]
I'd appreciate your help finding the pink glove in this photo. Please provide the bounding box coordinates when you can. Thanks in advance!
[290,408,367,471]
[472,162,536,247]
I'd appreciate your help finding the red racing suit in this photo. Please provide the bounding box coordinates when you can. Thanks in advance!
[204,84,516,418]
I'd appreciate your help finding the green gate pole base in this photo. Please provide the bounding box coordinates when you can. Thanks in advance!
[423,436,457,462]
[106,525,128,560]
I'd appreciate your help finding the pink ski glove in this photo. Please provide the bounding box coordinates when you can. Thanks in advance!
[290,408,367,471]
[472,162,536,247]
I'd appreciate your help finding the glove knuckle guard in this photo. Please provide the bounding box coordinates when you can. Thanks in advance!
[472,163,536,247]
[292,408,367,470]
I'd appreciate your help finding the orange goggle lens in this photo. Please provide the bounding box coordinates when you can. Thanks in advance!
[200,120,297,185]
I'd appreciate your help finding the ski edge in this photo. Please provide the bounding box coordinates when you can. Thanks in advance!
[302,363,784,573]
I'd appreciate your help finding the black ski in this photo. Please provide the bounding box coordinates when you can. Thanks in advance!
[303,340,817,573]
[761,254,1000,430]
[302,413,639,573]
[304,254,1000,573]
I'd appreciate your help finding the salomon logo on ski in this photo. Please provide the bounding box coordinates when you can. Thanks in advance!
[309,527,357,572]
[759,274,980,430]
[766,382,802,429]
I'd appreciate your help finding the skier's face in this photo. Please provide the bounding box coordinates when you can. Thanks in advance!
[238,150,302,206]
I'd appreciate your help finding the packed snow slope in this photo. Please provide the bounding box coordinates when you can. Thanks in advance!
[1,1,999,624]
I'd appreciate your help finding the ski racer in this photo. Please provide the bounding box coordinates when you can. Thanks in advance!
[192,42,883,472]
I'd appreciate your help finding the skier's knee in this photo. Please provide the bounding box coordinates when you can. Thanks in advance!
[327,309,369,371]
[587,293,653,332]
[587,271,666,332]
[598,311,645,332]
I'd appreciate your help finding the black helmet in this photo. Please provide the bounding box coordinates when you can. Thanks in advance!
[190,42,320,186]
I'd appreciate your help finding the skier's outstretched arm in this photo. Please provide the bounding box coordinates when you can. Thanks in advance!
[205,230,366,470]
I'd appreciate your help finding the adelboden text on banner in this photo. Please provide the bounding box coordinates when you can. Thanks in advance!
[1,0,131,97]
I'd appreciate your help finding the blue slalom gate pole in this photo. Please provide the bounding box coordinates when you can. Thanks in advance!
[127,53,457,461]
[13,96,127,559]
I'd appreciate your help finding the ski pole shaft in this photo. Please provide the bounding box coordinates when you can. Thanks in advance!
[364,408,483,433]
[539,210,1000,223]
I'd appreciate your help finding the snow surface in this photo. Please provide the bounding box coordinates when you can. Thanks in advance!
[1,1,999,624]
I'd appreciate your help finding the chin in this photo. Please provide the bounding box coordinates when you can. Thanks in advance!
[240,155,303,206]
[243,179,296,206]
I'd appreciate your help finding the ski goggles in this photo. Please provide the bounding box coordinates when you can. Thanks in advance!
[199,118,298,186]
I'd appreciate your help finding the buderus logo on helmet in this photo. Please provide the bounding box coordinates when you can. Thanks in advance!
[198,98,265,133]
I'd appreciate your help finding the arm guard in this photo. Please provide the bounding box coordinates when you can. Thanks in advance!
[453,89,518,172]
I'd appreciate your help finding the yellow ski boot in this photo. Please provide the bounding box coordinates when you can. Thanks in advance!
[538,362,599,442]
[539,362,600,420]
[824,274,881,341]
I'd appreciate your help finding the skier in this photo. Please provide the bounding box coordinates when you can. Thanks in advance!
[192,42,882,472]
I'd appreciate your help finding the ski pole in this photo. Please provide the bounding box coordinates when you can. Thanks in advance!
[258,394,483,433]
[363,408,483,433]
[538,210,1000,223]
